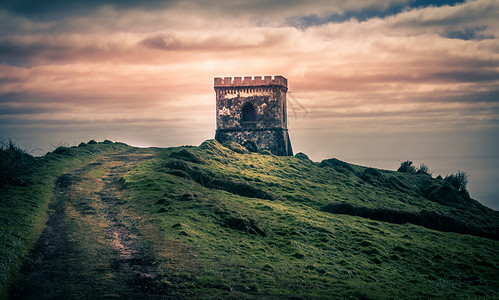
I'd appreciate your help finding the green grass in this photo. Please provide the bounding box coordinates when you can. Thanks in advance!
[120,140,498,299]
[1,139,497,299]
[0,141,130,298]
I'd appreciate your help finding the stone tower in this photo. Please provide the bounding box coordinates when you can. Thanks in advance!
[214,75,293,156]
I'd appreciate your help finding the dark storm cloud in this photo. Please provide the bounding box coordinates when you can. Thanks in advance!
[449,88,499,104]
[0,92,27,103]
[0,93,70,115]
[0,116,182,126]
[391,0,499,30]
[292,68,499,93]
[0,105,64,115]
[0,39,72,65]
[305,103,498,121]
[138,31,283,52]
[286,0,466,28]
[1,0,468,25]
[0,0,177,18]
[427,70,499,83]
[0,36,139,66]
[445,26,494,40]
[140,34,183,51]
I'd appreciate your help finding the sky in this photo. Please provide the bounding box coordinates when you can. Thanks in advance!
[1,0,498,209]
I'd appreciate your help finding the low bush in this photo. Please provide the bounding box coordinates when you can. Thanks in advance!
[397,161,416,173]
[52,146,74,156]
[445,171,468,193]
[416,163,431,175]
[0,140,35,189]
[427,182,467,206]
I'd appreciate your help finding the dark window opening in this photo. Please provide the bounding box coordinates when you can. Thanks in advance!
[242,102,257,123]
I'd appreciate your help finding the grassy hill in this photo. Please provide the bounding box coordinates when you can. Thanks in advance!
[1,139,498,299]
[0,140,130,298]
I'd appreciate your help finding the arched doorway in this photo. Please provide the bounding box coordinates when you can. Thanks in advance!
[242,102,257,123]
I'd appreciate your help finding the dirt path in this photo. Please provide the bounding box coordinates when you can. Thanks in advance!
[8,149,194,299]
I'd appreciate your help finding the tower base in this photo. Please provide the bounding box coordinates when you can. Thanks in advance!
[215,128,293,156]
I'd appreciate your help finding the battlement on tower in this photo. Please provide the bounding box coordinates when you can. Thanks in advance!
[214,76,287,88]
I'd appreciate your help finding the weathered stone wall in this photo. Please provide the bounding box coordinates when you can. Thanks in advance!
[215,129,292,156]
[214,76,293,156]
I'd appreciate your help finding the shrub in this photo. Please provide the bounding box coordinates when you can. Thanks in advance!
[52,146,74,156]
[427,182,467,207]
[0,139,35,188]
[445,171,468,193]
[416,163,431,175]
[88,140,97,144]
[397,160,415,173]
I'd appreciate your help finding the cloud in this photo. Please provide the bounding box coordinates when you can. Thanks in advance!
[1,0,450,30]
[1,0,498,140]
[0,0,177,18]
[386,0,499,37]
[286,0,468,28]
[140,34,183,50]
[445,26,494,40]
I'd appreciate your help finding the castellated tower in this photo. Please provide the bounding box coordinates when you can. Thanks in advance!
[214,75,293,156]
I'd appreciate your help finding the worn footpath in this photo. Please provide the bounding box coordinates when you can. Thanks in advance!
[8,149,196,299]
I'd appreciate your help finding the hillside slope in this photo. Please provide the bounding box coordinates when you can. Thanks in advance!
[121,140,498,298]
[1,139,498,299]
